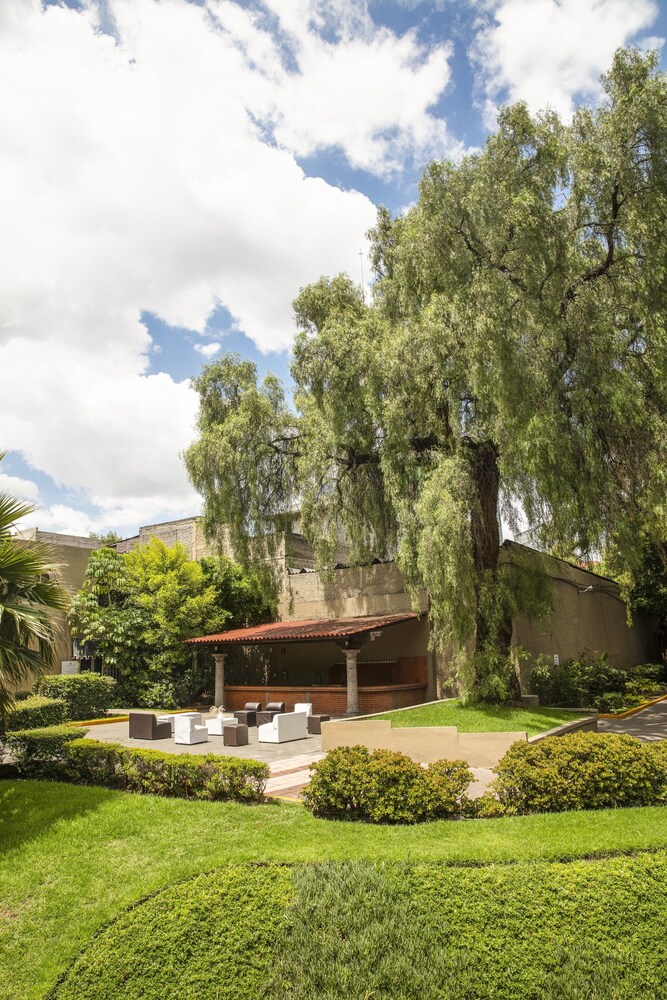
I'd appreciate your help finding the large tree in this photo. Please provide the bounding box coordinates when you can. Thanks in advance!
[70,540,270,707]
[185,50,667,700]
[0,455,68,718]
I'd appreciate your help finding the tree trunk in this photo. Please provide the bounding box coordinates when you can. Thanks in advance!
[467,440,518,699]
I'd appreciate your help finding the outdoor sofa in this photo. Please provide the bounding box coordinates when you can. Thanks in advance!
[258,711,308,744]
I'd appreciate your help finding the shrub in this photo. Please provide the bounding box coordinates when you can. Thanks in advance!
[36,738,270,803]
[5,695,67,731]
[13,690,32,701]
[491,732,667,814]
[3,726,82,778]
[302,745,472,823]
[530,651,629,708]
[34,673,117,720]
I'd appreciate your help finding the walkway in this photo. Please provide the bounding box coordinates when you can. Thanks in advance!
[598,697,667,741]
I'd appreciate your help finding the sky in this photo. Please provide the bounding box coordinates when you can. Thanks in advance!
[1,0,665,540]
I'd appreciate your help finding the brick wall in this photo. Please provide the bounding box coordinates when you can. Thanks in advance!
[224,683,427,715]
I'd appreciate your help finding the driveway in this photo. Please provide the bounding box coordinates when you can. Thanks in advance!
[598,698,667,742]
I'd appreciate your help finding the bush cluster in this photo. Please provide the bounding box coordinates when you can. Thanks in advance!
[3,726,83,778]
[530,653,666,711]
[5,695,67,731]
[302,745,472,823]
[487,731,667,815]
[4,727,269,803]
[34,673,117,720]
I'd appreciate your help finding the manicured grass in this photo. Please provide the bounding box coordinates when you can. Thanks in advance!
[371,698,587,736]
[3,780,667,999]
[49,858,667,999]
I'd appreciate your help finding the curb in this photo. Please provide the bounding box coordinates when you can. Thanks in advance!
[598,693,667,720]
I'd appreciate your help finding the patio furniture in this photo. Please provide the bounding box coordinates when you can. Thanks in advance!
[205,716,238,736]
[224,723,249,747]
[307,714,330,735]
[256,702,286,726]
[174,715,209,745]
[234,702,262,727]
[156,712,202,734]
[129,712,171,741]
[294,702,312,716]
[258,711,308,744]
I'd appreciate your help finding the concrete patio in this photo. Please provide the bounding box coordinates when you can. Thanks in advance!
[86,715,325,799]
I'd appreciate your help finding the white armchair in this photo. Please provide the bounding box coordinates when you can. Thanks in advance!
[174,716,209,745]
[205,716,238,736]
[293,702,312,716]
[258,711,308,744]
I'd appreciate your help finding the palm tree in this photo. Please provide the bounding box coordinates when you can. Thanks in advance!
[0,459,68,719]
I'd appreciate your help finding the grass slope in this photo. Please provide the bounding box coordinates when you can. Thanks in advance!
[3,781,667,999]
[371,698,587,735]
[50,859,667,999]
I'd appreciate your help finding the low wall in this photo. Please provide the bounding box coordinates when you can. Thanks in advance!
[224,683,427,715]
[320,719,527,768]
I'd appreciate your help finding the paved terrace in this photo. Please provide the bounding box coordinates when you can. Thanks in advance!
[89,715,325,799]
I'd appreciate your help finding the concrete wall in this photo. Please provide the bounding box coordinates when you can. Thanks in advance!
[505,545,659,682]
[7,531,98,692]
[321,718,526,767]
[281,561,427,620]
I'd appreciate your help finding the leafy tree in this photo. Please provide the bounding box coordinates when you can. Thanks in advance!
[69,546,144,680]
[70,540,270,707]
[0,455,68,719]
[185,49,667,701]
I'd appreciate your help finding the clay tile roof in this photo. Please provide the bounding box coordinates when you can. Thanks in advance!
[184,613,419,646]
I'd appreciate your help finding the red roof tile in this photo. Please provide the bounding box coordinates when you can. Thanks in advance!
[184,613,419,645]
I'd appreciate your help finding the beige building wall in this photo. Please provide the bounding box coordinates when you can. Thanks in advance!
[8,529,98,692]
[505,545,658,681]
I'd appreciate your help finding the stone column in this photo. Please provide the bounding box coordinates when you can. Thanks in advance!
[213,652,227,710]
[345,647,359,715]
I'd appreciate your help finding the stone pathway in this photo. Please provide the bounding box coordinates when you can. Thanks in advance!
[598,697,667,742]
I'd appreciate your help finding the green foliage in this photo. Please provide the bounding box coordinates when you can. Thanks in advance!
[491,732,667,814]
[184,51,667,701]
[59,738,269,802]
[530,652,666,710]
[5,695,67,731]
[70,540,269,708]
[49,866,293,1000]
[3,725,81,778]
[268,856,667,999]
[302,745,472,823]
[0,453,69,719]
[35,673,117,719]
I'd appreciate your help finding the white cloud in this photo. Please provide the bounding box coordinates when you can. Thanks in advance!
[0,0,460,533]
[471,0,660,120]
[194,342,222,358]
[0,473,40,502]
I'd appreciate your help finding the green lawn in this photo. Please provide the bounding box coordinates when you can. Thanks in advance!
[370,698,588,736]
[49,858,667,999]
[3,780,667,999]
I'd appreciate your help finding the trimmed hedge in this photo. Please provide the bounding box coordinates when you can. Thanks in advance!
[490,731,667,814]
[34,673,116,720]
[3,726,83,778]
[6,696,67,731]
[5,727,269,803]
[65,739,269,802]
[303,745,472,823]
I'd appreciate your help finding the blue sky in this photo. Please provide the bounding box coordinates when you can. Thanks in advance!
[0,0,665,537]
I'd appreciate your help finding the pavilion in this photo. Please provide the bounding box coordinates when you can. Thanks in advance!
[185,613,428,715]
